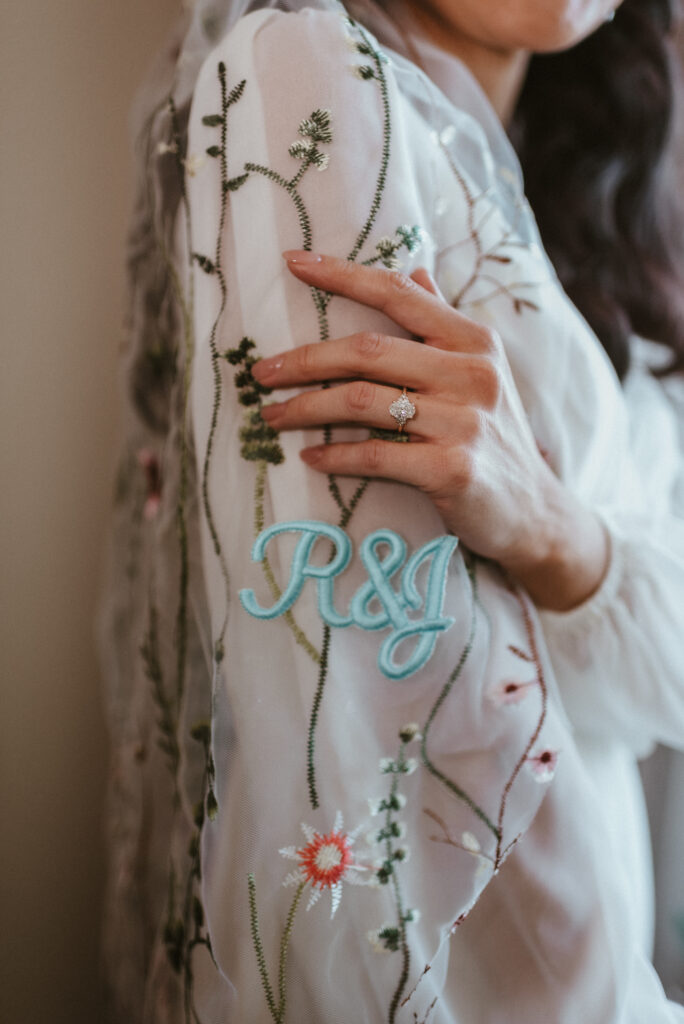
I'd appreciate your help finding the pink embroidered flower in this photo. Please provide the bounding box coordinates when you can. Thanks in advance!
[526,749,559,783]
[489,679,537,705]
[279,812,372,916]
[137,448,162,520]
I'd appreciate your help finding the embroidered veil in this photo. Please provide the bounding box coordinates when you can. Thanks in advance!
[97,1,684,1020]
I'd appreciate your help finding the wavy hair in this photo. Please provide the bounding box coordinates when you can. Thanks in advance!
[510,0,684,379]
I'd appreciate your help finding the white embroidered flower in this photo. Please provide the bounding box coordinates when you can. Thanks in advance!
[440,124,457,147]
[183,153,206,176]
[279,812,372,917]
[461,831,481,854]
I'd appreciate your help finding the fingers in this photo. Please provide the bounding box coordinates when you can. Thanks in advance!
[253,331,455,394]
[261,381,474,439]
[410,267,446,301]
[299,438,463,493]
[282,251,494,353]
[254,339,503,412]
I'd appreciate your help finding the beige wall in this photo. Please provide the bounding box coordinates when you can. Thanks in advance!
[0,2,177,1021]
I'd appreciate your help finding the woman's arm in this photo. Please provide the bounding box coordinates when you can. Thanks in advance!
[253,251,610,612]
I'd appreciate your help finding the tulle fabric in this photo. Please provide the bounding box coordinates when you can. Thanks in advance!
[97,1,684,1019]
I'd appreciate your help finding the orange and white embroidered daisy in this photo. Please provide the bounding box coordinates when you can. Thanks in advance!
[279,811,372,917]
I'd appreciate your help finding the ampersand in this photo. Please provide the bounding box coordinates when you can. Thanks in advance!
[239,520,459,679]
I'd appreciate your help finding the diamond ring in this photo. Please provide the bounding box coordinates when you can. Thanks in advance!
[388,388,416,433]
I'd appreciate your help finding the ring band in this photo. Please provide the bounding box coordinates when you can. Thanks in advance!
[388,388,416,433]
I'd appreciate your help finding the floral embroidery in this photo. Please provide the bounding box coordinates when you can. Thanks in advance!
[488,678,538,705]
[249,812,371,1021]
[526,749,559,783]
[420,561,551,870]
[367,725,422,1022]
[137,447,162,520]
[365,224,424,270]
[288,108,333,173]
[423,809,494,881]
[280,812,371,916]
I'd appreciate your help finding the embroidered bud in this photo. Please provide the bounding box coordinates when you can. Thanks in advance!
[206,789,218,821]
[184,153,207,176]
[190,721,211,745]
[399,722,421,743]
[461,831,481,854]
[404,908,420,924]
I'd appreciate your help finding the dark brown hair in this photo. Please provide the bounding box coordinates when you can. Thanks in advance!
[510,0,684,378]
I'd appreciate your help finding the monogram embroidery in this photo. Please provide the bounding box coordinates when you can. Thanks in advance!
[239,521,459,679]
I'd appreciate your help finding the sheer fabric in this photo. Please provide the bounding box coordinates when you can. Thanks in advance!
[98,2,684,1020]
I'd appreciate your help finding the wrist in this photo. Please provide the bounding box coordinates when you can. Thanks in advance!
[501,481,610,612]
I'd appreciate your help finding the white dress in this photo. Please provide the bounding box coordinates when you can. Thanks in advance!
[98,3,684,1021]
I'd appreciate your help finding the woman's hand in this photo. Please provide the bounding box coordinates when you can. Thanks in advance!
[251,250,609,612]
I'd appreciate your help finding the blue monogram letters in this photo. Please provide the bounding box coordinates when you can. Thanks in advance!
[239,520,459,679]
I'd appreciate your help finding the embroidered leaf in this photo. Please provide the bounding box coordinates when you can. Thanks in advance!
[225,172,249,192]
[202,113,224,127]
[298,108,332,144]
[206,789,218,821]
[193,252,216,274]
[513,297,541,314]
[206,144,222,158]
[190,720,211,745]
[227,78,247,107]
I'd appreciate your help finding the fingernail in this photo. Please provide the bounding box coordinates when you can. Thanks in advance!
[260,402,283,421]
[300,446,324,465]
[252,356,283,381]
[282,250,323,265]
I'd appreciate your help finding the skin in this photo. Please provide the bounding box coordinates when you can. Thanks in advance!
[252,2,621,612]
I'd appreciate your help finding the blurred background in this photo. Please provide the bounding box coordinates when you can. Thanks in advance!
[0,2,176,1021]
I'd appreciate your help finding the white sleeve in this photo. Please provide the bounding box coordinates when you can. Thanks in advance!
[537,353,684,755]
[182,12,681,1020]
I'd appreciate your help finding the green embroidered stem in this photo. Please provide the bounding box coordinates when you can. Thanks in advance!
[277,881,306,1021]
[248,873,306,1024]
[307,623,331,809]
[420,559,501,840]
[141,598,180,798]
[369,727,421,1021]
[248,874,279,1023]
[325,23,394,515]
[346,27,392,263]
[166,100,197,710]
[200,63,244,658]
[386,750,410,1024]
[254,460,320,664]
